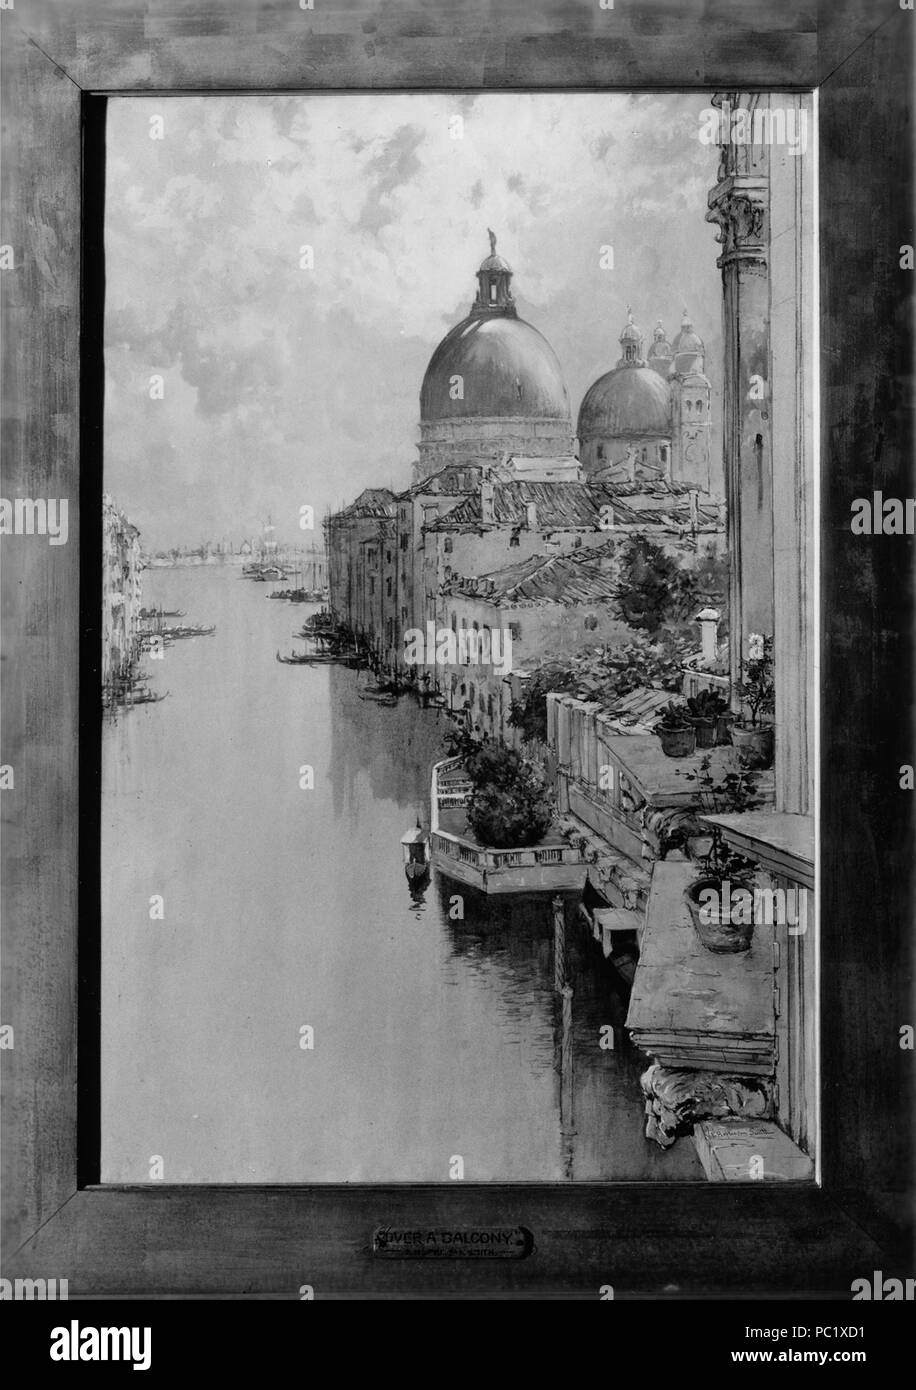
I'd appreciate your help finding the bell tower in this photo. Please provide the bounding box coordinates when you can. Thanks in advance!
[670,310,712,492]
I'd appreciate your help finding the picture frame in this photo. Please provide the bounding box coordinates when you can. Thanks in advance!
[1,0,913,1299]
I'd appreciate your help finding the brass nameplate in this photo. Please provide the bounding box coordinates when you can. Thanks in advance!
[372,1226,534,1259]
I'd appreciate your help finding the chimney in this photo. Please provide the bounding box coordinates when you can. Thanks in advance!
[696,608,719,664]
[525,501,538,530]
[689,488,699,534]
[480,479,495,525]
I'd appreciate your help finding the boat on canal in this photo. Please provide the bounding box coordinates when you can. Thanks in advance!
[358,685,398,705]
[276,648,337,665]
[401,822,430,883]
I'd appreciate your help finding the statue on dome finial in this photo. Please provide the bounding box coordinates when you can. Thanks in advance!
[488,228,497,256]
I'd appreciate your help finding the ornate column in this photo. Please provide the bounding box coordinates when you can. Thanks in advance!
[706,95,773,700]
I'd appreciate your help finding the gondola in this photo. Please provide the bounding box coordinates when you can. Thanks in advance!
[358,686,398,705]
[401,821,430,882]
[276,649,336,665]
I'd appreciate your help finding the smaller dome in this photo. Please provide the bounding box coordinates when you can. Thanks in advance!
[672,309,704,356]
[479,252,512,274]
[578,364,672,440]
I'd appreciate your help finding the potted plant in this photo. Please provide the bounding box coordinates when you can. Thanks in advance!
[731,633,775,767]
[676,757,761,952]
[653,700,696,758]
[684,831,759,952]
[685,689,730,748]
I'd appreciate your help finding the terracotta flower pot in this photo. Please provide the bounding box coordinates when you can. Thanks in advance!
[715,711,736,745]
[656,724,696,758]
[730,723,774,768]
[684,876,754,953]
[689,716,716,749]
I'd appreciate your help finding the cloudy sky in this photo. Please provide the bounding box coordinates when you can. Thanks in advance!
[105,92,724,551]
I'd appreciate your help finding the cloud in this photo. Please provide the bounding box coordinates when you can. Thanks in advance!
[104,92,726,548]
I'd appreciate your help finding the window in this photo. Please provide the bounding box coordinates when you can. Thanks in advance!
[401,607,407,622]
[660,444,669,464]
[597,443,605,460]
[490,282,497,302]
[509,531,520,548]
[444,536,453,553]
[386,577,392,597]
[399,533,408,550]
[509,622,521,640]
[386,549,391,563]
[696,399,703,412]
[369,577,375,595]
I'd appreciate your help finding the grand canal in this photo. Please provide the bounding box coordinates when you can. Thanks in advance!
[101,566,701,1181]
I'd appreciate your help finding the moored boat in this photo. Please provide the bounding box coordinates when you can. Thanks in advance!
[401,821,430,882]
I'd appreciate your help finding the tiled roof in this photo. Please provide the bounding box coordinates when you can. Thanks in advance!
[328,488,398,521]
[426,481,601,531]
[425,479,722,533]
[442,545,620,606]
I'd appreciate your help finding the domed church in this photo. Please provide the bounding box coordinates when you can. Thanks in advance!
[578,308,712,494]
[416,233,574,480]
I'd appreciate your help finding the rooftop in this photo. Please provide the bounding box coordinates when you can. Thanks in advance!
[442,544,619,607]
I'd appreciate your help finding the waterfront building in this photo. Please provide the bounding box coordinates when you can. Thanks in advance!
[102,494,143,693]
[325,488,398,650]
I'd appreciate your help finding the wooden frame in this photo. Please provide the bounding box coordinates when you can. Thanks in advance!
[2,0,913,1298]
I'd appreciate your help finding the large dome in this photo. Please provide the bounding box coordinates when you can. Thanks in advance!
[577,365,672,439]
[420,314,571,422]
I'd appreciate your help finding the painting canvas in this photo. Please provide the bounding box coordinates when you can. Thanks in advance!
[100,90,815,1186]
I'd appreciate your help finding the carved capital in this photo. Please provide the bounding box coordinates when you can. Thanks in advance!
[706,175,769,269]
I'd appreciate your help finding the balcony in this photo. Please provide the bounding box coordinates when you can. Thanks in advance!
[430,757,586,894]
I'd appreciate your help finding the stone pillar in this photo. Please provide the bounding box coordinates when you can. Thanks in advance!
[706,94,773,700]
[769,96,815,816]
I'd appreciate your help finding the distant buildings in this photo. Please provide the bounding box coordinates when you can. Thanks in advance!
[102,494,143,692]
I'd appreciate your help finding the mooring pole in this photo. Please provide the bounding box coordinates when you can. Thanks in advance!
[552,894,566,991]
[560,983,575,1134]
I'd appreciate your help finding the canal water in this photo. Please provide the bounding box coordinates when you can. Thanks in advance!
[102,566,702,1182]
